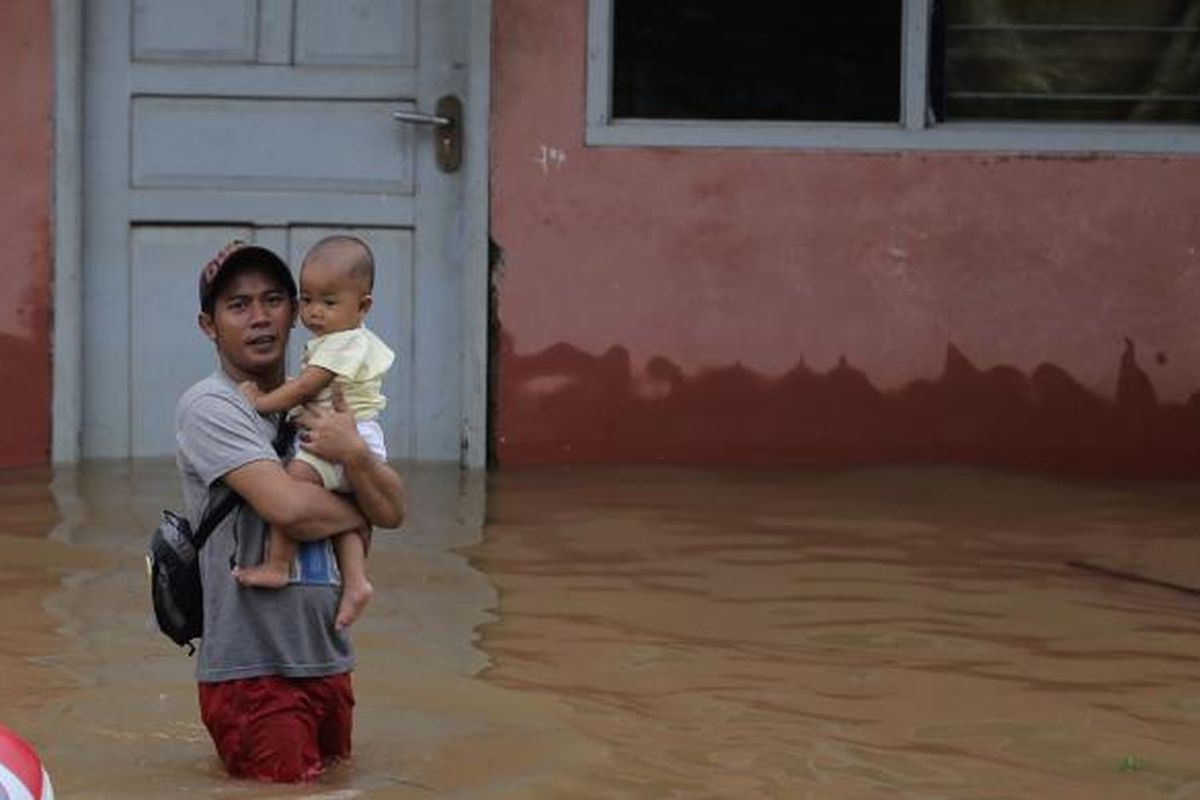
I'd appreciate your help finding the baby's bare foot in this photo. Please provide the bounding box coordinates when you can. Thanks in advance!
[335,578,374,630]
[233,563,291,589]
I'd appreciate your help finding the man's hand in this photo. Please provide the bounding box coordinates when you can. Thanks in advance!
[294,384,407,529]
[291,384,369,465]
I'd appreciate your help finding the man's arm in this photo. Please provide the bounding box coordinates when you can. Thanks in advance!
[292,387,406,529]
[223,459,368,540]
[340,442,407,528]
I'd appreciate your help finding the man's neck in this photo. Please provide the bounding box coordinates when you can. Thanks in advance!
[219,360,285,391]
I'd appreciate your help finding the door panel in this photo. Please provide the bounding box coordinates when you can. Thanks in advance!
[132,0,257,62]
[293,0,417,66]
[84,0,469,461]
[130,98,415,192]
[128,225,415,460]
[130,226,251,459]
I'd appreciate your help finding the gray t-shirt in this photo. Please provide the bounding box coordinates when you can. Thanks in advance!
[176,370,353,682]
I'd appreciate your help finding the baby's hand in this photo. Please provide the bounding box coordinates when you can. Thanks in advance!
[237,381,263,406]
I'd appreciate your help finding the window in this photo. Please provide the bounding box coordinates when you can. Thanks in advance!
[586,0,1200,153]
[612,4,902,123]
[935,3,1200,124]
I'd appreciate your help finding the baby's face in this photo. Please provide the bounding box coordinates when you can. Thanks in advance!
[297,257,371,336]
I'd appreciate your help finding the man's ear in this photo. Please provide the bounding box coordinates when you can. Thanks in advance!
[358,293,373,316]
[198,311,217,341]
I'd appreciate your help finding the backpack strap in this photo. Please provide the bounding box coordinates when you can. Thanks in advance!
[192,485,240,551]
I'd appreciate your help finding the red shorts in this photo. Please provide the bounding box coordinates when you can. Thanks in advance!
[198,672,354,783]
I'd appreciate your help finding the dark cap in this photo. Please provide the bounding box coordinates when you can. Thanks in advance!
[198,240,298,313]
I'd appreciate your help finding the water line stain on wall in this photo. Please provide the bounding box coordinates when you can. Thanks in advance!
[498,333,1200,475]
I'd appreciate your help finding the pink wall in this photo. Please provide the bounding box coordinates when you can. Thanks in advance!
[492,0,1200,473]
[0,1,53,467]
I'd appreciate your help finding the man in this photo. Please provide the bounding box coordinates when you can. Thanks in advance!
[176,241,406,782]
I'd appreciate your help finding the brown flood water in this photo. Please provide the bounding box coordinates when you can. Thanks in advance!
[1,461,1199,798]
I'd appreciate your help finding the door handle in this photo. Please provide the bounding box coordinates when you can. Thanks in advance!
[392,94,462,173]
[391,110,451,126]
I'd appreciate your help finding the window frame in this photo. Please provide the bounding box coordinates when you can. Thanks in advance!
[585,0,1200,154]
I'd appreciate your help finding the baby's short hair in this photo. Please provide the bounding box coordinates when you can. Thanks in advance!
[304,234,376,291]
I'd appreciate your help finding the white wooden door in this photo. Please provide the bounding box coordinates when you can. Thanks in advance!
[82,0,479,462]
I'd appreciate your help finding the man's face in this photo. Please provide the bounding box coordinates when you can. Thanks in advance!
[198,266,296,383]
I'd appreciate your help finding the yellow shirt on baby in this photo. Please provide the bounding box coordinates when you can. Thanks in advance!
[303,327,395,421]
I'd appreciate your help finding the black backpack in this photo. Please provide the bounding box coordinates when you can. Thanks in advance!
[148,487,240,654]
[148,420,293,654]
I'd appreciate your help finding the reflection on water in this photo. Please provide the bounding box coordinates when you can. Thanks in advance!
[474,466,1200,799]
[1,461,1199,797]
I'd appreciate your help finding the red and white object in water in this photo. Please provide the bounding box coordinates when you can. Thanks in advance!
[0,724,54,800]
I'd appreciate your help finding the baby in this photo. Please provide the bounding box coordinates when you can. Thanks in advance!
[237,235,394,630]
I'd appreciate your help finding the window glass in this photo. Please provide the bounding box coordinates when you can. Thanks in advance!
[934,0,1200,123]
[611,1,902,123]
